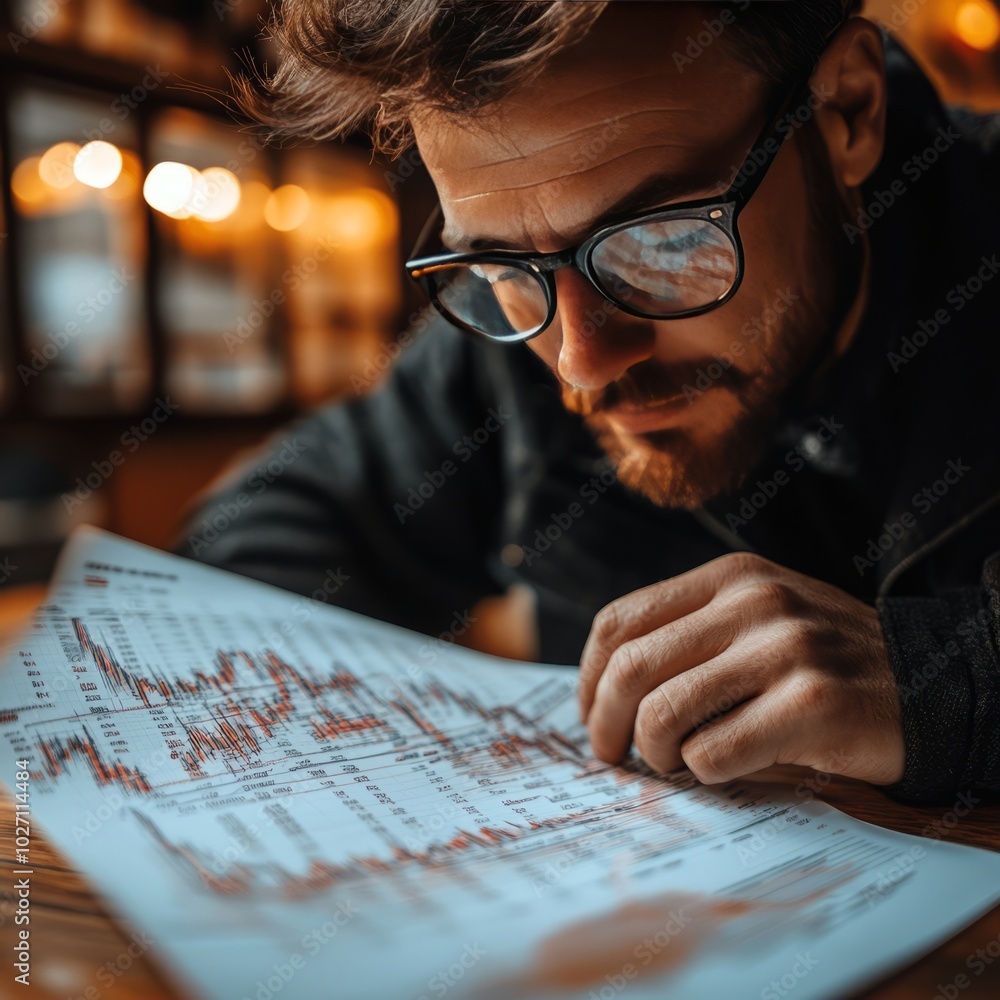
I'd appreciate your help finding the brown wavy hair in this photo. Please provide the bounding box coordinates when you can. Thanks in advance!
[236,1,864,155]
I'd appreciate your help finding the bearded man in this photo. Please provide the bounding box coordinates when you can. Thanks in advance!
[178,2,1000,805]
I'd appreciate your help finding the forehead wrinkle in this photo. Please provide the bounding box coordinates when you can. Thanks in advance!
[442,122,738,210]
[537,71,693,113]
[445,139,693,205]
[430,105,703,174]
[439,140,723,251]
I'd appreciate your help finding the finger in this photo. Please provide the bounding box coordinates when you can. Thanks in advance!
[586,602,739,763]
[631,658,759,773]
[679,689,804,785]
[578,563,724,723]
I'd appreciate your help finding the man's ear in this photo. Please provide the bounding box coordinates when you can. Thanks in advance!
[808,17,887,189]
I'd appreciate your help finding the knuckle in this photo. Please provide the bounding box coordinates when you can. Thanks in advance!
[695,679,749,731]
[745,579,802,616]
[683,733,738,785]
[606,639,654,694]
[636,687,683,745]
[591,601,622,643]
[786,671,833,716]
[714,551,766,578]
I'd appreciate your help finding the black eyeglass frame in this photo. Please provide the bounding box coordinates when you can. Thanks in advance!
[405,73,819,343]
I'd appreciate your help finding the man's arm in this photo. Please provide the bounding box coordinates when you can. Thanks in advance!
[878,551,1000,804]
[173,319,515,639]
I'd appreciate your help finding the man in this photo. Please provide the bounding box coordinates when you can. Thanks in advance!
[178,2,1000,806]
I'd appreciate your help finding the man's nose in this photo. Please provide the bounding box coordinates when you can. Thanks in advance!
[551,268,656,391]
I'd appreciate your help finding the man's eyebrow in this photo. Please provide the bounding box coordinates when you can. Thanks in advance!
[441,171,714,253]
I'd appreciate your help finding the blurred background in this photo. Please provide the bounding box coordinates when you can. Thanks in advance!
[0,0,999,593]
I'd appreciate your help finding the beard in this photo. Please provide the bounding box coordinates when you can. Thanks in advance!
[561,122,866,510]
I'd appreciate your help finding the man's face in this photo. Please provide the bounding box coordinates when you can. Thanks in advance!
[412,4,865,509]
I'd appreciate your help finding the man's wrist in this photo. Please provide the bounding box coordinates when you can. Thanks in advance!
[876,592,978,804]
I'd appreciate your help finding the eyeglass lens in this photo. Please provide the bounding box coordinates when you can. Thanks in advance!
[433,216,738,338]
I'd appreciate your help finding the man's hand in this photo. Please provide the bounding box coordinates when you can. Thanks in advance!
[578,552,905,786]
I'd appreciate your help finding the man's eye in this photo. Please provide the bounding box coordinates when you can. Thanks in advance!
[471,264,521,283]
[631,226,706,255]
[657,231,706,253]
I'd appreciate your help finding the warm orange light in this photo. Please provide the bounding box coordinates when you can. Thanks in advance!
[326,188,398,244]
[226,180,270,234]
[190,167,241,222]
[102,150,141,201]
[264,184,310,231]
[954,0,1000,50]
[38,142,80,189]
[74,141,123,189]
[11,156,47,209]
[143,161,200,217]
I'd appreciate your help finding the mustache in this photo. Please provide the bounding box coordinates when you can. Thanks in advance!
[560,356,753,417]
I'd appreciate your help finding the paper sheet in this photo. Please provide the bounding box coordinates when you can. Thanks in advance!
[2,527,999,1000]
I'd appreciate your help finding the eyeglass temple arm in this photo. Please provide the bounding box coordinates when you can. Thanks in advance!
[729,72,821,210]
[408,203,445,261]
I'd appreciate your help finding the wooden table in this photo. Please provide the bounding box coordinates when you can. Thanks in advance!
[1,586,998,1000]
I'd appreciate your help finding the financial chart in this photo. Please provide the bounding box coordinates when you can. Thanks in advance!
[2,529,999,1000]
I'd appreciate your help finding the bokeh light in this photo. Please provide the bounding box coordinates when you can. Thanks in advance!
[264,184,310,231]
[190,167,241,222]
[954,0,1000,50]
[38,142,80,189]
[143,160,200,217]
[325,189,398,245]
[74,140,124,189]
[11,156,46,209]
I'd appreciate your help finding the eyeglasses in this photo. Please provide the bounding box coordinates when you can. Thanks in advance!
[405,74,817,343]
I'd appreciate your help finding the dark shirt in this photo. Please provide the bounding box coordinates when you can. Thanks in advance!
[176,32,1000,806]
